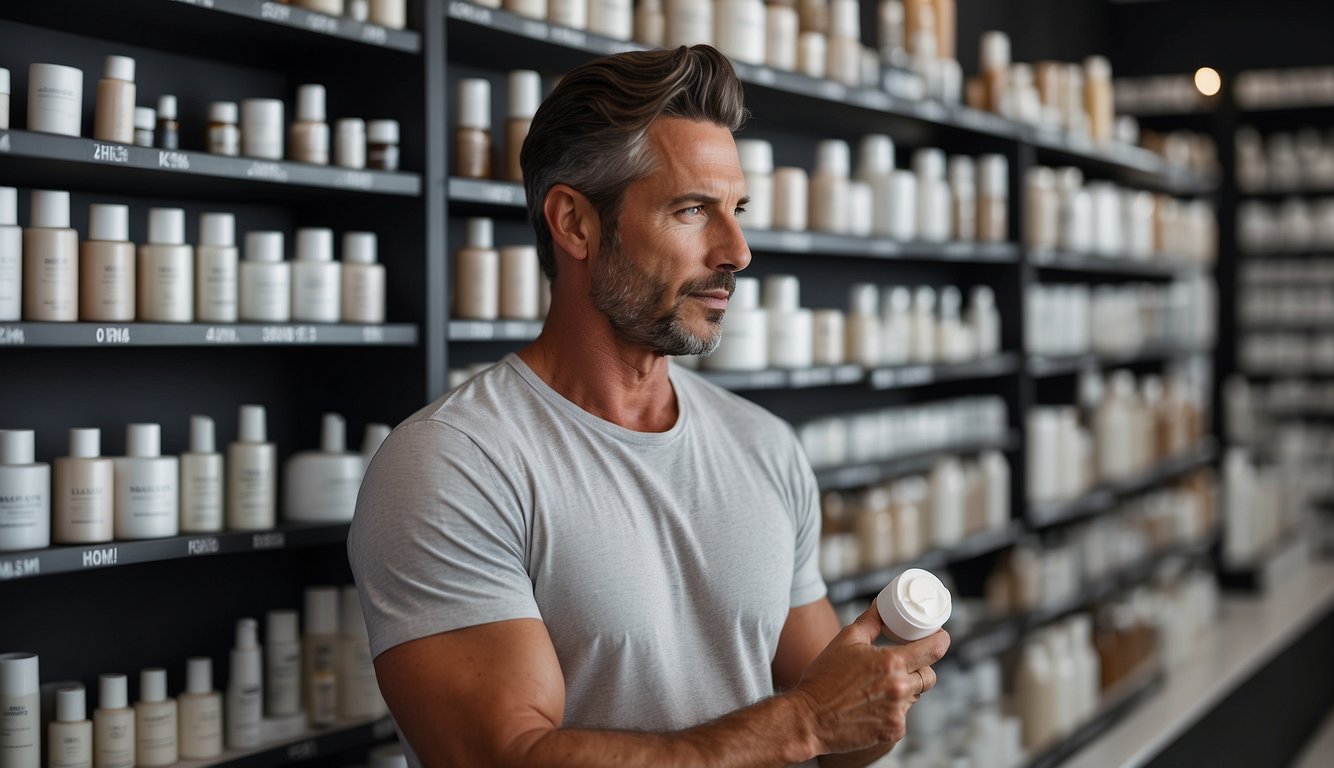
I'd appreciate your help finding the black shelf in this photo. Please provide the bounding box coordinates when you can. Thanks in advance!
[868,354,1019,390]
[181,716,397,768]
[447,1,644,59]
[0,323,418,348]
[448,177,526,208]
[0,130,421,199]
[448,319,544,341]
[0,523,351,582]
[698,365,864,392]
[814,431,1019,492]
[1026,127,1216,196]
[742,229,1021,264]
[1029,249,1207,279]
[1026,345,1209,378]
[169,0,421,53]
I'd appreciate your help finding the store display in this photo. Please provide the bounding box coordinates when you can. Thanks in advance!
[239,232,291,322]
[292,228,341,323]
[291,84,331,166]
[93,674,134,768]
[226,405,277,532]
[241,99,284,160]
[155,95,179,150]
[112,423,179,540]
[79,204,135,322]
[179,415,223,534]
[53,428,113,545]
[137,208,193,323]
[0,430,50,552]
[133,668,176,768]
[302,586,339,730]
[177,657,222,760]
[227,619,263,750]
[28,63,83,137]
[23,189,78,322]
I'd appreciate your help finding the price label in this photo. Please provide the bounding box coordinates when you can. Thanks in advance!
[187,538,220,556]
[0,327,26,345]
[247,162,290,182]
[95,327,131,344]
[261,326,319,343]
[335,171,374,190]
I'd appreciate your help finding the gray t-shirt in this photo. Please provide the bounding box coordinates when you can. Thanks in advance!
[348,353,826,753]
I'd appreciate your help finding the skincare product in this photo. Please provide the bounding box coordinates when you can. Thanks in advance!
[155,96,179,150]
[226,619,262,750]
[48,686,92,768]
[291,85,330,165]
[133,107,154,148]
[338,586,388,719]
[92,674,134,768]
[283,413,364,523]
[179,416,223,534]
[367,120,400,171]
[0,653,40,768]
[0,430,50,552]
[137,207,193,322]
[588,0,632,39]
[207,102,240,156]
[134,669,176,768]
[292,228,341,322]
[704,276,767,371]
[549,0,589,29]
[454,218,499,319]
[341,232,386,323]
[112,423,179,540]
[499,245,540,320]
[303,587,339,729]
[0,187,18,321]
[227,405,276,531]
[80,204,136,322]
[53,429,113,545]
[876,568,952,643]
[456,79,492,179]
[715,0,766,65]
[736,140,773,230]
[664,0,713,47]
[240,232,291,322]
[0,68,9,129]
[772,167,809,231]
[241,99,284,160]
[177,659,221,760]
[506,71,540,182]
[27,63,83,137]
[196,212,239,323]
[369,0,407,28]
[810,140,851,235]
[335,118,366,169]
[265,610,302,717]
[23,189,78,321]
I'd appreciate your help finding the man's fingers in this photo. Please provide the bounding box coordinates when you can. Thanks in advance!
[902,629,950,669]
[840,601,886,646]
[915,665,937,695]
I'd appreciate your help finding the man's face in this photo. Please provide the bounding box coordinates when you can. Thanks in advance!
[590,118,752,356]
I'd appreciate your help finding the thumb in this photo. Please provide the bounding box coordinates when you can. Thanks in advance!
[838,600,885,646]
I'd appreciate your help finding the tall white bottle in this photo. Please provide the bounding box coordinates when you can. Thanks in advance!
[179,416,224,534]
[133,669,176,768]
[137,208,193,322]
[338,586,388,719]
[304,586,339,729]
[226,619,263,750]
[23,189,78,321]
[284,413,365,523]
[0,187,23,321]
[239,232,291,322]
[53,429,114,545]
[0,652,40,768]
[227,405,276,531]
[0,430,50,552]
[265,610,303,718]
[92,674,134,768]
[292,228,341,322]
[48,685,92,768]
[113,424,179,540]
[196,212,239,323]
[177,658,221,760]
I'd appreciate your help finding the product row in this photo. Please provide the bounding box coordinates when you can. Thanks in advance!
[1024,278,1217,359]
[1239,332,1334,375]
[1240,257,1334,286]
[1026,369,1209,505]
[1225,376,1334,453]
[1235,127,1334,194]
[452,218,551,321]
[0,584,387,768]
[1024,167,1217,265]
[798,396,1007,470]
[818,450,1011,581]
[1221,448,1305,569]
[0,190,388,324]
[1240,285,1334,326]
[1236,198,1334,255]
[0,410,389,552]
[288,0,409,29]
[1233,66,1334,110]
[4,57,400,170]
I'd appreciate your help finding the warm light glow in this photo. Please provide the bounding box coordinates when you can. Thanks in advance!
[1195,67,1222,96]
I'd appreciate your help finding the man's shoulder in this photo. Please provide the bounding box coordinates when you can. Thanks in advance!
[399,358,534,439]
[672,362,797,441]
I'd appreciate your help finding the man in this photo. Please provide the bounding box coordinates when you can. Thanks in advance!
[348,45,948,767]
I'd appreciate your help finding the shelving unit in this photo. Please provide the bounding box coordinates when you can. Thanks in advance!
[0,322,417,347]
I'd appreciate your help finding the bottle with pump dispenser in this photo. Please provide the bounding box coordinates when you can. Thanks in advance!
[196,213,239,323]
[23,189,78,321]
[284,413,365,523]
[227,405,276,531]
[506,71,540,182]
[48,685,92,768]
[0,187,19,321]
[93,674,134,768]
[338,586,388,719]
[177,658,221,760]
[227,618,263,750]
[454,218,499,320]
[138,208,194,322]
[93,56,136,144]
[292,228,341,322]
[265,610,303,719]
[113,424,179,540]
[240,232,291,322]
[53,429,113,545]
[134,669,176,768]
[304,586,340,729]
[0,652,40,768]
[0,430,50,552]
[456,79,492,179]
[180,416,224,534]
[79,204,136,322]
[341,232,386,324]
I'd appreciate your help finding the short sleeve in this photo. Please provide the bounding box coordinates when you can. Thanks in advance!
[788,440,827,608]
[347,419,542,658]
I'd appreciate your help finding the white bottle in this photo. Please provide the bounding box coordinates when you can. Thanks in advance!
[664,0,713,46]
[587,0,632,39]
[241,99,284,160]
[886,170,917,241]
[703,277,767,371]
[735,140,773,230]
[240,231,291,322]
[909,286,937,363]
[23,189,78,322]
[634,0,665,46]
[880,286,911,365]
[856,135,894,238]
[112,424,178,540]
[1016,641,1054,749]
[227,618,263,750]
[92,674,134,768]
[949,156,977,241]
[1045,632,1078,738]
[765,4,798,70]
[936,286,971,362]
[0,187,23,321]
[715,0,766,65]
[177,658,221,760]
[772,167,809,232]
[134,669,176,768]
[265,610,303,717]
[179,416,224,534]
[454,218,499,320]
[497,246,539,322]
[196,213,239,323]
[227,405,276,531]
[304,586,340,729]
[0,653,40,768]
[341,232,386,324]
[825,0,861,87]
[504,0,546,20]
[968,285,1001,357]
[79,204,135,322]
[548,0,588,29]
[0,430,50,552]
[338,586,388,719]
[810,140,851,235]
[811,310,845,366]
[929,457,965,547]
[284,413,365,523]
[979,450,1010,532]
[53,429,114,545]
[49,686,92,768]
[138,208,194,322]
[845,283,880,368]
[334,118,366,170]
[292,228,341,322]
[290,84,330,166]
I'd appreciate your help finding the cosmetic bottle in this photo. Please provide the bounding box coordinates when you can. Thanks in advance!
[1025,167,1057,251]
[53,429,113,545]
[297,0,344,14]
[936,285,971,362]
[811,310,845,367]
[735,140,773,230]
[138,207,193,322]
[155,96,179,150]
[764,275,813,370]
[967,285,1000,358]
[704,277,767,371]
[876,569,952,643]
[1016,641,1055,749]
[207,102,240,156]
[797,31,826,79]
[977,154,1009,242]
[850,178,873,236]
[504,0,546,19]
[28,63,83,137]
[892,478,925,561]
[79,204,136,322]
[766,3,798,70]
[715,0,766,65]
[880,286,912,365]
[456,79,492,180]
[179,416,223,534]
[499,245,540,320]
[930,457,965,547]
[856,134,894,236]
[454,218,499,320]
[177,659,221,760]
[133,107,154,148]
[93,674,134,768]
[845,283,880,368]
[338,586,388,719]
[367,120,400,171]
[195,212,239,323]
[772,167,809,231]
[979,31,1010,114]
[335,118,366,170]
[854,488,893,569]
[980,450,1010,531]
[0,187,19,321]
[134,669,176,768]
[228,404,276,531]
[949,156,976,241]
[241,99,284,160]
[810,140,851,235]
[304,586,340,729]
[1,653,40,768]
[341,232,386,323]
[549,0,588,29]
[664,0,713,47]
[588,0,632,39]
[505,71,541,183]
[634,0,665,46]
[369,0,406,27]
[113,423,179,540]
[909,286,936,364]
[93,56,136,143]
[0,68,9,130]
[292,228,341,322]
[284,413,363,523]
[0,430,50,552]
[227,619,262,750]
[826,0,861,87]
[918,172,951,243]
[48,686,92,768]
[1085,56,1114,145]
[240,232,291,322]
[289,84,330,165]
[886,170,917,241]
[23,189,78,321]
[265,610,302,718]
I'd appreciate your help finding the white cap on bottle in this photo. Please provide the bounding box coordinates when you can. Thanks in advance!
[157,95,177,120]
[241,99,284,130]
[0,187,16,226]
[56,686,86,722]
[209,101,238,124]
[69,428,101,459]
[816,139,850,177]
[0,653,39,696]
[343,232,377,264]
[458,79,491,129]
[1084,55,1111,81]
[99,673,128,710]
[199,212,235,248]
[148,208,186,246]
[134,107,156,131]
[235,617,258,650]
[295,228,334,262]
[189,415,215,454]
[828,0,860,39]
[296,84,327,122]
[238,404,267,443]
[337,117,366,137]
[304,586,340,636]
[89,204,129,242]
[340,585,369,638]
[104,55,135,82]
[126,423,161,458]
[980,31,1010,72]
[857,134,894,178]
[139,668,167,703]
[849,283,879,316]
[508,70,541,119]
[948,155,975,191]
[267,610,299,644]
[231,618,262,687]
[466,218,493,249]
[732,277,760,310]
[185,657,212,694]
[245,232,284,263]
[763,274,801,312]
[367,120,399,144]
[31,190,71,229]
[362,423,391,457]
[0,430,35,465]
[735,139,773,175]
[320,413,346,453]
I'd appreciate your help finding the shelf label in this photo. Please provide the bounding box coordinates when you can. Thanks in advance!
[260,2,291,20]
[0,327,26,345]
[474,183,522,205]
[253,532,286,550]
[95,327,131,344]
[92,143,130,164]
[790,368,833,388]
[449,1,492,25]
[260,326,318,343]
[549,26,586,48]
[172,0,218,7]
[158,151,190,170]
[520,20,549,40]
[82,547,118,568]
[305,13,340,34]
[0,556,40,580]
[246,162,290,183]
[454,321,494,340]
[204,326,239,344]
[850,89,889,110]
[286,740,318,761]
[187,537,220,556]
[335,171,374,190]
[362,326,385,343]
[359,23,388,44]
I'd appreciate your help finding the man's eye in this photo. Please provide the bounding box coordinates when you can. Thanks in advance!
[681,206,703,217]
[734,206,747,216]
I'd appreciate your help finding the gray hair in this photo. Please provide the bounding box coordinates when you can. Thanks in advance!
[519,45,748,280]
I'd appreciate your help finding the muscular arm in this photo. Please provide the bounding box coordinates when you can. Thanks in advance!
[374,607,948,768]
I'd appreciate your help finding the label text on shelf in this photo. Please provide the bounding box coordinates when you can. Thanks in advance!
[82,547,118,568]
[550,26,586,48]
[287,741,318,761]
[521,20,549,40]
[187,537,220,556]
[449,1,492,25]
[158,151,190,170]
[362,326,385,343]
[92,143,130,164]
[246,162,289,182]
[260,325,318,343]
[252,532,286,550]
[204,326,239,344]
[305,13,339,34]
[0,133,10,152]
[0,327,25,345]
[95,327,131,344]
[0,557,40,580]
[260,2,291,20]
[360,24,388,44]
[479,183,521,205]
[335,171,374,190]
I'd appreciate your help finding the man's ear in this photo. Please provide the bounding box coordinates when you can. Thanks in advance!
[543,184,600,263]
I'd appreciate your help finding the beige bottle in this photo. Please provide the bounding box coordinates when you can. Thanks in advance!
[227,405,276,531]
[809,140,851,235]
[290,84,330,165]
[92,674,134,768]
[53,428,114,545]
[49,686,92,768]
[196,212,239,323]
[454,218,499,319]
[133,669,176,768]
[93,56,136,144]
[22,189,78,321]
[303,586,339,729]
[79,204,136,321]
[341,232,386,324]
[505,70,540,182]
[138,208,193,322]
[177,658,222,760]
[456,79,492,179]
[1084,56,1114,145]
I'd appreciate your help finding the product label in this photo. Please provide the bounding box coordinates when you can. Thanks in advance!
[0,556,39,579]
[64,484,109,527]
[92,143,130,164]
[81,547,117,568]
[267,650,301,715]
[0,327,24,345]
[187,537,220,556]
[95,327,131,344]
[0,493,43,526]
[157,151,190,170]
